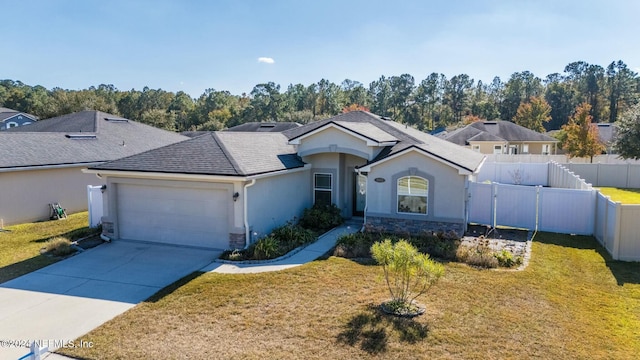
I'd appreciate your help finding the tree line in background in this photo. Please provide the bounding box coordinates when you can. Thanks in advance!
[1,60,638,134]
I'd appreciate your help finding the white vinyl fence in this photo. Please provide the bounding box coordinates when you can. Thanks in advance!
[487,154,640,164]
[565,163,640,188]
[87,185,104,228]
[594,192,640,261]
[476,161,591,189]
[468,182,595,236]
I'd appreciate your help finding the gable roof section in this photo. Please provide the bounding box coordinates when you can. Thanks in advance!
[91,132,305,177]
[286,111,485,173]
[444,121,558,144]
[0,107,38,122]
[0,110,187,169]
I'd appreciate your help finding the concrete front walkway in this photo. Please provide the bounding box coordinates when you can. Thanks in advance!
[201,224,359,274]
[0,241,218,359]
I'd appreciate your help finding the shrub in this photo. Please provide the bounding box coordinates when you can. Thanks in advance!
[271,221,316,248]
[371,239,444,309]
[410,231,460,260]
[253,236,281,260]
[43,237,76,257]
[299,204,344,232]
[334,232,380,258]
[494,249,523,268]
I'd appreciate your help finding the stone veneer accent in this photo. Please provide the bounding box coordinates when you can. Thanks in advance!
[101,220,115,237]
[366,216,464,237]
[229,233,246,249]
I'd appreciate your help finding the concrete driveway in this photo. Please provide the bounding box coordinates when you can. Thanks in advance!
[0,240,218,359]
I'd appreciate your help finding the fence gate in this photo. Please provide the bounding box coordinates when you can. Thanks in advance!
[468,182,595,235]
[87,185,104,228]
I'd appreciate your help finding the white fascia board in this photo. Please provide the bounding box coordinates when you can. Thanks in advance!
[289,123,391,147]
[359,147,475,175]
[246,164,311,180]
[82,168,247,183]
[0,162,105,173]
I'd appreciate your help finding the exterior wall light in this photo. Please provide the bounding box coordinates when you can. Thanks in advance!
[233,192,240,201]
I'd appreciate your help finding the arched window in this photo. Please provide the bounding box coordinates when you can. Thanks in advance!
[397,176,428,214]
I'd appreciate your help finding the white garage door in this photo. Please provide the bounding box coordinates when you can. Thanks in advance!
[117,183,229,249]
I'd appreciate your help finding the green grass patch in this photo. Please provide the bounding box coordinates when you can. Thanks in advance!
[597,187,640,204]
[60,232,640,359]
[0,212,93,283]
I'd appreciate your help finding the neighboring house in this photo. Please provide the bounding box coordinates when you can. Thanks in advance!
[441,121,559,155]
[0,107,38,130]
[0,110,188,225]
[87,111,485,250]
[596,123,618,154]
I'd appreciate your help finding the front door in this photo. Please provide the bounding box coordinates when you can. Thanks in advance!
[352,174,366,216]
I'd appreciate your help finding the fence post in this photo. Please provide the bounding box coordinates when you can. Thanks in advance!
[612,203,622,260]
[492,182,498,230]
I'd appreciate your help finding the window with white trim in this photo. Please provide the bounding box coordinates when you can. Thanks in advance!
[6,122,18,128]
[542,144,550,155]
[397,176,428,214]
[314,173,332,206]
[472,145,480,152]
[493,145,502,154]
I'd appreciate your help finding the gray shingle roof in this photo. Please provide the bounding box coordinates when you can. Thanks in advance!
[91,110,484,177]
[0,110,187,169]
[286,111,484,173]
[442,121,558,145]
[91,132,305,176]
[225,122,301,132]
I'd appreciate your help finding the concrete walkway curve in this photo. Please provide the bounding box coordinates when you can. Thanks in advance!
[200,224,359,274]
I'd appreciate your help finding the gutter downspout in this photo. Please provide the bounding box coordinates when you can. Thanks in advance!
[243,179,257,249]
[357,169,367,232]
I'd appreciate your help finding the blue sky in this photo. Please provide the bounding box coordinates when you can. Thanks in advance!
[2,0,639,97]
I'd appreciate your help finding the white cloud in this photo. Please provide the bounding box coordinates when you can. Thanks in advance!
[258,57,275,64]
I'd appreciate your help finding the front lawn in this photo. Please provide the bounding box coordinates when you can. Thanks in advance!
[60,232,640,359]
[597,187,640,204]
[0,212,94,283]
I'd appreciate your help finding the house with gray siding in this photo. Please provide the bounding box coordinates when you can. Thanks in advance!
[88,111,485,250]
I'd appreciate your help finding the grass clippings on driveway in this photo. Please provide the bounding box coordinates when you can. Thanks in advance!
[0,212,94,283]
[61,232,640,360]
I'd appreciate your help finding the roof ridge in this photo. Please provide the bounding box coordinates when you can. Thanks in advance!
[212,132,244,174]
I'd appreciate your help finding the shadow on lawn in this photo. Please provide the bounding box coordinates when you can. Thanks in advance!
[337,303,429,354]
[0,255,58,284]
[143,271,204,303]
[534,232,640,286]
[29,226,98,244]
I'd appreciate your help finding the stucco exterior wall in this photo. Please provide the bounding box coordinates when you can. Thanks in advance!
[247,169,311,240]
[366,151,467,222]
[296,127,377,160]
[0,166,104,225]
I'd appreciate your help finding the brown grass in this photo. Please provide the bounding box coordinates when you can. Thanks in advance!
[60,232,640,359]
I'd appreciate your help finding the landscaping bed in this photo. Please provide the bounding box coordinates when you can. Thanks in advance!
[334,225,529,269]
[219,204,343,261]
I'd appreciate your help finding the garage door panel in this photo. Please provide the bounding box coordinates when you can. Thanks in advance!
[117,183,229,249]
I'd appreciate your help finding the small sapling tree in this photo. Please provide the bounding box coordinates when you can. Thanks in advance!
[371,239,444,316]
